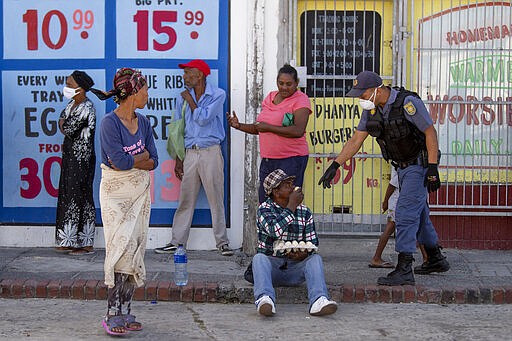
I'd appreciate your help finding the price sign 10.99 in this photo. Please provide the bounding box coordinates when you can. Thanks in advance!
[116,0,219,59]
[3,0,105,59]
[23,9,95,50]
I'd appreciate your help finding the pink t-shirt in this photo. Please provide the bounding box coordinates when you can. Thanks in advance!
[257,90,312,159]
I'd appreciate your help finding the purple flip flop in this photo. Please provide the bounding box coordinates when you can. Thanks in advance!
[102,316,128,336]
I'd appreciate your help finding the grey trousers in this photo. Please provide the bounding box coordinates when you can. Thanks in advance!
[171,144,229,248]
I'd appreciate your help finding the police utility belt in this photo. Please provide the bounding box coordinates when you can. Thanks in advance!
[391,150,428,169]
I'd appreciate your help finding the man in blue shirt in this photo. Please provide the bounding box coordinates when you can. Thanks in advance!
[155,59,233,256]
[318,71,449,286]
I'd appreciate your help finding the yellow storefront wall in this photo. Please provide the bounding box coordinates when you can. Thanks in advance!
[304,97,390,215]
[298,1,394,215]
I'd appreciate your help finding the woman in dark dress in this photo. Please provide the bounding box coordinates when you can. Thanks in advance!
[55,71,97,255]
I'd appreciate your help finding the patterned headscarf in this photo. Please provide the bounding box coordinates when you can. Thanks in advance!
[90,68,146,104]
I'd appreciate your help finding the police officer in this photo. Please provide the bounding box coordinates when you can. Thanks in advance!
[318,71,449,286]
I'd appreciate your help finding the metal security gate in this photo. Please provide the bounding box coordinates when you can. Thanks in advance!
[412,1,512,215]
[289,0,512,235]
[291,0,395,235]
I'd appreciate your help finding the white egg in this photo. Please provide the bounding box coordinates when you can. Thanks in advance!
[298,241,306,251]
[283,241,292,252]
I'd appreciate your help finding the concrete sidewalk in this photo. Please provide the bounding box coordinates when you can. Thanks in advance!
[1,238,512,304]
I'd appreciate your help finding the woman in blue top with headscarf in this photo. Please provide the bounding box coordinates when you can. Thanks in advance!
[91,68,158,336]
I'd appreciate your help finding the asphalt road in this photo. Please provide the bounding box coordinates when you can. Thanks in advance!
[1,299,511,340]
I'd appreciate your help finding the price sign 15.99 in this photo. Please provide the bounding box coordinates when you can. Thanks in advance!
[3,0,104,59]
[116,0,219,59]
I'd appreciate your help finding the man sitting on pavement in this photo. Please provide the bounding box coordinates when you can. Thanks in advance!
[252,169,337,317]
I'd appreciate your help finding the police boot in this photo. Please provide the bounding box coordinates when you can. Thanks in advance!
[377,253,415,286]
[414,245,450,275]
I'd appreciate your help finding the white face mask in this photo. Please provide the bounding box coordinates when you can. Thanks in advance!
[359,98,375,111]
[358,85,381,111]
[63,86,80,99]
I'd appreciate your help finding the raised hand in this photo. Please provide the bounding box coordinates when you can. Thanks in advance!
[318,161,340,189]
[226,111,240,129]
[287,186,304,211]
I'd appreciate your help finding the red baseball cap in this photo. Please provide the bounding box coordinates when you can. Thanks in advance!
[178,59,211,77]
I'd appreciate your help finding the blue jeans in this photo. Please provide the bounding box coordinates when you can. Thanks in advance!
[252,253,330,307]
[258,155,309,203]
[395,164,439,253]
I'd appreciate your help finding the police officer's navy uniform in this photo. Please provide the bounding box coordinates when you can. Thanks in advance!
[318,70,449,286]
[357,88,440,254]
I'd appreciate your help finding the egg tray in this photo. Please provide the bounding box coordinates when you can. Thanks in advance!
[272,240,318,256]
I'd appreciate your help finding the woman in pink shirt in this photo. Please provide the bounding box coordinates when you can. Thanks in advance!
[227,64,312,202]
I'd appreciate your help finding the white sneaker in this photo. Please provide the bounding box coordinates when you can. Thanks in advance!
[255,295,275,316]
[309,296,338,316]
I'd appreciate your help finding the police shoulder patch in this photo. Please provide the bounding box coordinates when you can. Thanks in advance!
[404,101,416,115]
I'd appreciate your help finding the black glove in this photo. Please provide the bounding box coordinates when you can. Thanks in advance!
[424,163,441,193]
[318,161,340,189]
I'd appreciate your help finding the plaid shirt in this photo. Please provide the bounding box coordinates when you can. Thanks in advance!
[256,197,318,256]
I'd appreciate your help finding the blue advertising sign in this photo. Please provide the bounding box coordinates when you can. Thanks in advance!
[0,0,229,225]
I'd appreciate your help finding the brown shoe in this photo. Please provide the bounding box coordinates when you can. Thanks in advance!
[69,247,95,256]
[55,246,74,253]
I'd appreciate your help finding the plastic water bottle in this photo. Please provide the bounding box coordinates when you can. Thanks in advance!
[174,245,188,286]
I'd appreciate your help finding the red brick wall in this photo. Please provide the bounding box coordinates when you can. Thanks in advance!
[428,183,512,250]
[431,215,512,250]
[430,184,511,207]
